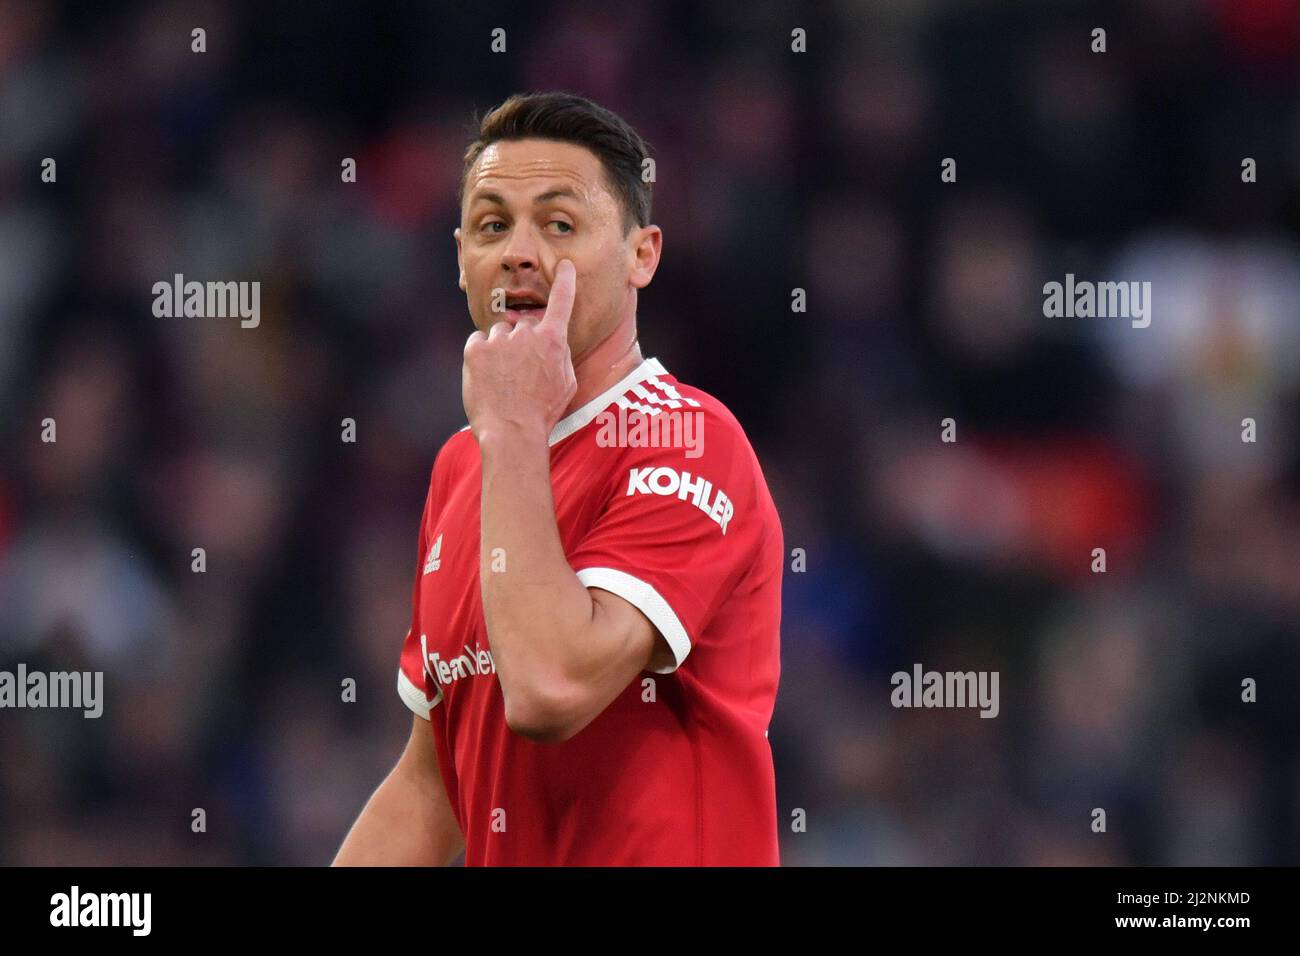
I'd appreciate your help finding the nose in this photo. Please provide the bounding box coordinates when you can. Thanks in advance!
[500,225,542,276]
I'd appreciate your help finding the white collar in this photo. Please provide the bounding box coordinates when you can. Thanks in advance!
[548,357,667,446]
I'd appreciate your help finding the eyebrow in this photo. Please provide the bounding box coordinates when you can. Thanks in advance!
[471,187,581,208]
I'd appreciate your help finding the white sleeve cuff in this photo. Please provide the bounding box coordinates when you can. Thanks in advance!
[397,667,442,719]
[575,567,692,674]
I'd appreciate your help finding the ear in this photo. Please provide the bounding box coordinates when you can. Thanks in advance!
[454,227,466,292]
[628,225,662,290]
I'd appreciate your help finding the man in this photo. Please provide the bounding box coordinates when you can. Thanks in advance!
[333,92,783,866]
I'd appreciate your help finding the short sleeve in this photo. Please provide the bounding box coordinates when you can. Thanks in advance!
[566,421,765,674]
[396,476,444,718]
[398,629,443,718]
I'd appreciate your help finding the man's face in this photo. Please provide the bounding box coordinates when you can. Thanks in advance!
[455,138,657,360]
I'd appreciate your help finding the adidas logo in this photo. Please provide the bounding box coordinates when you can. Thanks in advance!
[423,533,443,574]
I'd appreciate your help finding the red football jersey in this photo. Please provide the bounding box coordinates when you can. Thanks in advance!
[396,357,783,865]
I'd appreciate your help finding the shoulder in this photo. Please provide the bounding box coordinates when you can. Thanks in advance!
[584,361,756,461]
[582,365,776,524]
[654,376,752,453]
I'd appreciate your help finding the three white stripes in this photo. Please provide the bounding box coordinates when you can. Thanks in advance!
[616,377,702,416]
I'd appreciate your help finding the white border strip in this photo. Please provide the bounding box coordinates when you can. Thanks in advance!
[397,667,442,719]
[576,567,692,674]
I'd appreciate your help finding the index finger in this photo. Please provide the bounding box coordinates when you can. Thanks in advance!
[541,259,576,336]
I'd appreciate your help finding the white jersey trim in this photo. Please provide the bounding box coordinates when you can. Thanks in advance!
[575,566,692,674]
[548,357,668,447]
[397,666,443,719]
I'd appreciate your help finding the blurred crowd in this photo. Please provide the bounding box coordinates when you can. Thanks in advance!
[1,0,1298,865]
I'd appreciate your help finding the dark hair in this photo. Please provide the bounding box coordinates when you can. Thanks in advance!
[458,91,653,235]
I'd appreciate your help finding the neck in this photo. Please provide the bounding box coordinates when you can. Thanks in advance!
[565,313,643,418]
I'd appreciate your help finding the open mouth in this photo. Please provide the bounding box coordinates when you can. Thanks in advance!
[505,295,547,319]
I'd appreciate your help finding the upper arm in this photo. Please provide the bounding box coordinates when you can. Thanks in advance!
[397,713,441,781]
[397,716,462,836]
[564,417,760,686]
[394,715,464,863]
[591,587,677,674]
[527,588,671,743]
[538,414,762,741]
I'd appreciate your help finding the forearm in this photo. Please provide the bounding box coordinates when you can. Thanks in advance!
[332,760,463,867]
[477,426,603,710]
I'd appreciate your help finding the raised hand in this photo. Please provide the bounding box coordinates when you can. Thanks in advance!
[462,259,579,445]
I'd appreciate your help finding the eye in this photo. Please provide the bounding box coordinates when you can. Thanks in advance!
[480,220,506,234]
[547,220,573,234]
